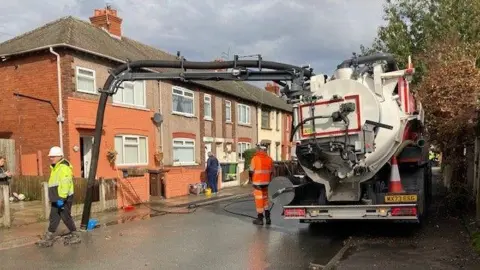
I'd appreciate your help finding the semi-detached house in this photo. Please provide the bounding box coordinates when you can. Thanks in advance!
[0,7,293,202]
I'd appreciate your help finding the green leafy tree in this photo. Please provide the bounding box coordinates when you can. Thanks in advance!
[361,0,480,213]
[361,0,480,82]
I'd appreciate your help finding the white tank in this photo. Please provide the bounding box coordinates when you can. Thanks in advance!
[292,63,421,201]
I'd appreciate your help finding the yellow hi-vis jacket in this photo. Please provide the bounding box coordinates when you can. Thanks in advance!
[48,159,74,202]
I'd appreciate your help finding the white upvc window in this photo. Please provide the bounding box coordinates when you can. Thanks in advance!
[114,135,148,166]
[225,100,232,122]
[173,139,196,165]
[204,94,212,120]
[237,142,251,160]
[113,80,146,107]
[76,67,96,94]
[172,86,194,116]
[237,103,251,125]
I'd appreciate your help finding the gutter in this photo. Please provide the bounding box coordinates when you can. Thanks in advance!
[1,43,291,112]
[49,47,64,152]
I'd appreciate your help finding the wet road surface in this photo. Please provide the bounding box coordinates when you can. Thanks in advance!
[1,168,479,269]
[0,197,347,270]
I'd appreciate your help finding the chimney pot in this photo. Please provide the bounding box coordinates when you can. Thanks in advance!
[265,82,280,96]
[90,7,123,37]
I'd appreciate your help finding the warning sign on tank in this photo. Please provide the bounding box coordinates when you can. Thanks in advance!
[384,194,417,203]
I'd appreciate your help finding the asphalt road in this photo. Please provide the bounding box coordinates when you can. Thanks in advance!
[1,168,478,269]
[0,197,347,270]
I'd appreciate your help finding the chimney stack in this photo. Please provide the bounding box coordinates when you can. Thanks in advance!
[265,82,280,96]
[90,5,123,37]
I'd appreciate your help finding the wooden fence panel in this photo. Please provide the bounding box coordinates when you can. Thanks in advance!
[10,176,101,203]
[0,139,15,173]
[72,178,100,205]
[10,176,46,201]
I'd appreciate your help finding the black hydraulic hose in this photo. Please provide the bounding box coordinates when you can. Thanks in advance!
[80,58,311,229]
[337,53,398,71]
[80,92,109,229]
[110,59,314,77]
[289,115,332,142]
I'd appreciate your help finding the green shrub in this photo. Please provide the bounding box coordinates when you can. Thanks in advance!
[243,148,257,171]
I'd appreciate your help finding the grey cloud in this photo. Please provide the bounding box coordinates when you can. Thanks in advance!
[0,0,386,79]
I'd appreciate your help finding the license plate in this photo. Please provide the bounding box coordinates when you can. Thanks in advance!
[384,194,417,203]
[303,127,313,134]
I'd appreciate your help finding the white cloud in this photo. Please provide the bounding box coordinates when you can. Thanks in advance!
[0,0,386,80]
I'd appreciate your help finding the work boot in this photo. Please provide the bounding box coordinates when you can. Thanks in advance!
[42,231,54,241]
[35,232,55,248]
[63,231,81,245]
[252,213,264,225]
[265,210,271,225]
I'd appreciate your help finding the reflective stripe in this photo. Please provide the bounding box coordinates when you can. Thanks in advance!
[253,181,270,186]
[253,170,272,174]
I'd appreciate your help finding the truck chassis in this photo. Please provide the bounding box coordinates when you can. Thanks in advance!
[280,156,433,224]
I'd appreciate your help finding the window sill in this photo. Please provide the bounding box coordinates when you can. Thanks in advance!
[116,164,149,169]
[112,103,150,111]
[225,121,233,124]
[261,127,272,130]
[76,90,99,95]
[173,162,199,167]
[172,112,197,118]
[204,117,213,122]
[238,123,252,128]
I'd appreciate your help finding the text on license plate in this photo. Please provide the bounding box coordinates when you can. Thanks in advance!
[384,194,417,203]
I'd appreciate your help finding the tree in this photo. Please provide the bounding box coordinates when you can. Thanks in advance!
[361,0,480,82]
[361,0,480,215]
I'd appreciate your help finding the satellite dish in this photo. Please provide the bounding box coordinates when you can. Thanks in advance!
[152,113,163,125]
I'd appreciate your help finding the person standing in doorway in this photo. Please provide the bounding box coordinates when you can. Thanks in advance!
[37,146,80,246]
[206,152,220,195]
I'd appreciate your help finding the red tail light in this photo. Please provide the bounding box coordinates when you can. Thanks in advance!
[391,207,417,216]
[284,208,306,217]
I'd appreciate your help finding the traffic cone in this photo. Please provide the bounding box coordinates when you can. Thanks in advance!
[389,155,405,193]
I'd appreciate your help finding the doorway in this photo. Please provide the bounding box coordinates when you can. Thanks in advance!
[205,143,212,164]
[80,136,94,178]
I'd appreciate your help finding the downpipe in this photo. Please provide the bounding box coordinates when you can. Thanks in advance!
[49,47,64,151]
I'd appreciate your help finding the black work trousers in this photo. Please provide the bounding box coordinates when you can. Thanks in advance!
[48,199,77,233]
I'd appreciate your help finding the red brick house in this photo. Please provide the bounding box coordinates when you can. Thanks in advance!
[0,7,292,201]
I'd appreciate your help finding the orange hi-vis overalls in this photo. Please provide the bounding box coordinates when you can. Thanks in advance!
[249,151,274,214]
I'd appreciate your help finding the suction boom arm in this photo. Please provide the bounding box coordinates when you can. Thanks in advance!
[80,54,314,229]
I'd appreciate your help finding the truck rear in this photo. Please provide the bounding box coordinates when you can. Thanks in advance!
[271,54,433,224]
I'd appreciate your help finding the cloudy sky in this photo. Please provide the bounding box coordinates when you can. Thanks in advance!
[0,0,386,79]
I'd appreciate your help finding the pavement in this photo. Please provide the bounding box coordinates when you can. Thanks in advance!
[333,167,480,270]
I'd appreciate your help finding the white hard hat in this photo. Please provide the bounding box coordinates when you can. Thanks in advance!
[48,146,64,157]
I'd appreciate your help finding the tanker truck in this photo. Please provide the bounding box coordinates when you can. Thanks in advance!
[81,52,432,227]
[270,54,433,224]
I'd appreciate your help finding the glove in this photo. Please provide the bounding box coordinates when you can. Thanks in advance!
[56,199,64,208]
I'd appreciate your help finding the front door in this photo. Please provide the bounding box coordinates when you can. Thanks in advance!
[80,136,94,178]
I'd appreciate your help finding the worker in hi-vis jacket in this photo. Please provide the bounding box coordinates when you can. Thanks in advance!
[36,146,81,247]
[249,144,274,225]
